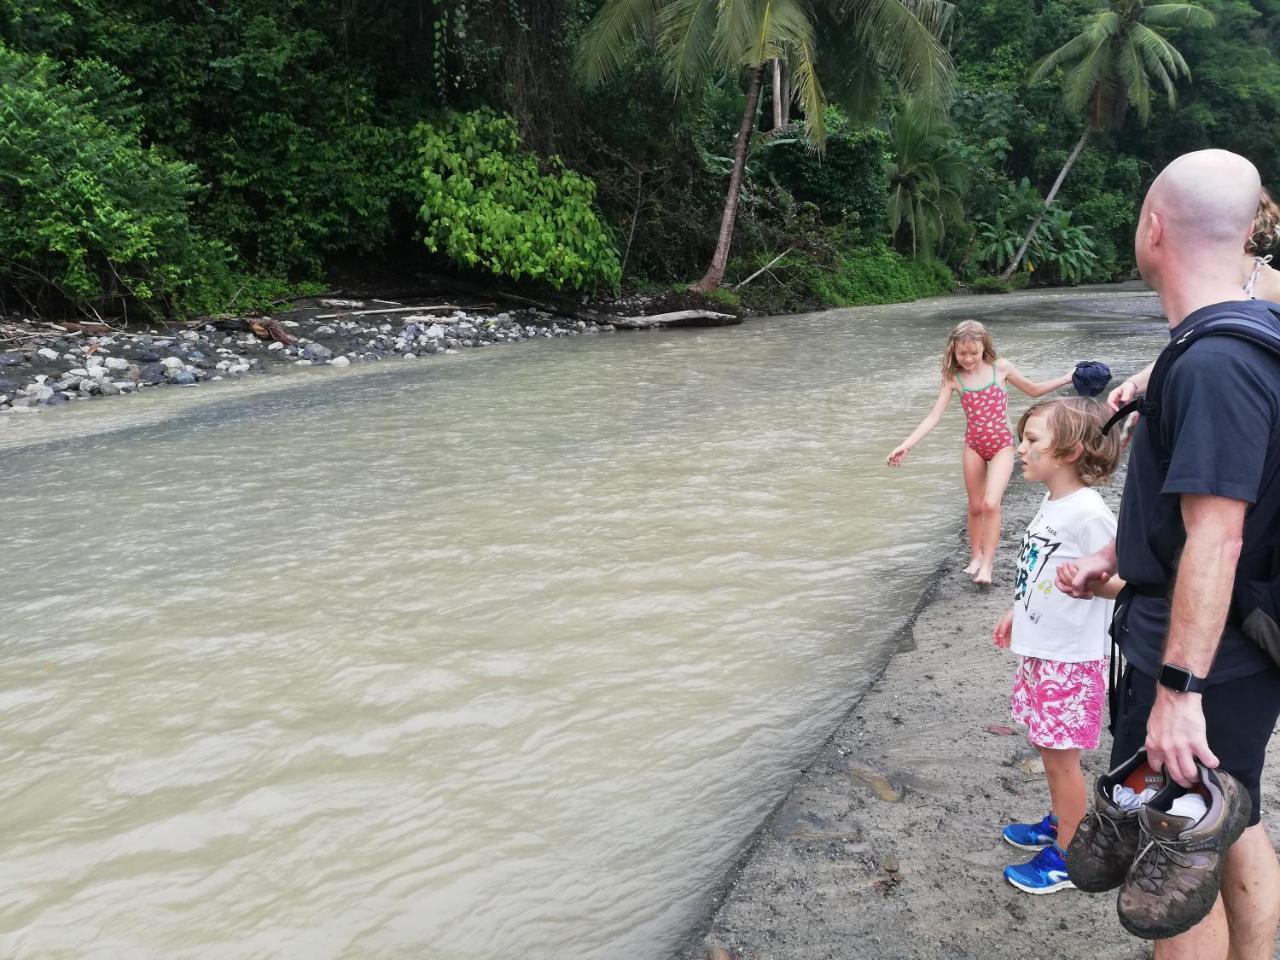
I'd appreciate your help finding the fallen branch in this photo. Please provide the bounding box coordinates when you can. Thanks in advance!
[733,247,794,290]
[313,304,461,320]
[612,309,740,329]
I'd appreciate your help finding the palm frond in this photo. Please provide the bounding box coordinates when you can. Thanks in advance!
[576,0,666,87]
[787,37,826,146]
[657,0,718,92]
[839,0,955,107]
[1141,3,1215,29]
[1030,30,1100,84]
[1114,35,1152,123]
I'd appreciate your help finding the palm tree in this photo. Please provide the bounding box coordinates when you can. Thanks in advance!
[577,0,956,291]
[887,100,968,258]
[998,0,1214,280]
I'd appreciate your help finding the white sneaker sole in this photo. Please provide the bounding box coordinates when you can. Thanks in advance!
[1004,874,1075,895]
[1002,835,1054,852]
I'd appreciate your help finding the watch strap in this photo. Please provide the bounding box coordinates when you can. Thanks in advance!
[1159,662,1208,694]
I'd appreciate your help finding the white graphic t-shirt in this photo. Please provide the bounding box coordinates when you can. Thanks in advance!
[1012,487,1117,663]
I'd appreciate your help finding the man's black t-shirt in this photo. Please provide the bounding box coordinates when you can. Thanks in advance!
[1116,299,1280,683]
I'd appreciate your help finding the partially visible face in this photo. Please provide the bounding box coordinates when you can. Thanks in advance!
[1017,412,1060,482]
[953,339,984,373]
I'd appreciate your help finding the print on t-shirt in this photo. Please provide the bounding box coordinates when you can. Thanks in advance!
[1010,488,1117,663]
[1015,529,1061,624]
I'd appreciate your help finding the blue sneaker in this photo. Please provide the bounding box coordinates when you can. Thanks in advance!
[1002,814,1057,851]
[1004,844,1075,895]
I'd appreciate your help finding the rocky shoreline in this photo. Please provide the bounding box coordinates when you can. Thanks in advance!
[685,467,1280,960]
[0,297,634,415]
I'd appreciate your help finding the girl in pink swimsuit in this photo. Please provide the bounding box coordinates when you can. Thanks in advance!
[887,320,1075,585]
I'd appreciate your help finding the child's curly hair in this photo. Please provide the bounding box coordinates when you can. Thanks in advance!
[1246,187,1280,256]
[941,320,998,381]
[1017,397,1122,486]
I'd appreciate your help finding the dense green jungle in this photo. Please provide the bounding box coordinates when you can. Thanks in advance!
[2,0,1279,321]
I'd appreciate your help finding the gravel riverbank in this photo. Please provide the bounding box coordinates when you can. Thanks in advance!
[0,297,629,415]
[686,467,1280,960]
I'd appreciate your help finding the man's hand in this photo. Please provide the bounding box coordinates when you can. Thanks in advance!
[1146,688,1219,787]
[993,608,1013,649]
[1056,547,1117,599]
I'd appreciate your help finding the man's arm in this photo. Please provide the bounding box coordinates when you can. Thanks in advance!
[1145,493,1247,786]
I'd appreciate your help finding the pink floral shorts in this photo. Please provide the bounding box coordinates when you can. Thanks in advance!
[1011,655,1107,751]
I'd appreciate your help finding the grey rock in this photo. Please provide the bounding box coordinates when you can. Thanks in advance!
[302,343,332,363]
[0,352,23,366]
[140,363,167,385]
[171,370,196,385]
[160,357,184,370]
[97,380,122,396]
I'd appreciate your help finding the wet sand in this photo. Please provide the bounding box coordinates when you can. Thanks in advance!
[686,469,1280,960]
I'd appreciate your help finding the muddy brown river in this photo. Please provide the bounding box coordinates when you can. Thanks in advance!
[0,287,1168,959]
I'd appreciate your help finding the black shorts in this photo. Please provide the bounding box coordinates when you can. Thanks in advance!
[1110,663,1280,827]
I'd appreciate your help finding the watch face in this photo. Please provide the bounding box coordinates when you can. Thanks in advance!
[1162,665,1198,696]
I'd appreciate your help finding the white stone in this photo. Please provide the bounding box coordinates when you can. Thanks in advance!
[104,357,129,371]
[37,347,59,360]
[281,320,299,327]
[160,357,184,369]
[330,356,350,367]
[295,359,312,366]
[402,353,416,359]
[268,342,284,351]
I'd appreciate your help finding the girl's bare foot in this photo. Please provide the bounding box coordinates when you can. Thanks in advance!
[973,565,994,587]
[963,555,983,576]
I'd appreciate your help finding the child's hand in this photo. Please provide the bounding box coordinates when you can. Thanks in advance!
[887,444,910,467]
[993,609,1013,649]
[1056,559,1112,599]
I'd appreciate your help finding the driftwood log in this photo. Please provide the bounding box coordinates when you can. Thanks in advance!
[209,316,299,346]
[610,310,741,329]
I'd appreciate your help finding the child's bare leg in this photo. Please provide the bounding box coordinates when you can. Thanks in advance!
[974,447,1015,585]
[1040,746,1086,848]
[961,448,987,575]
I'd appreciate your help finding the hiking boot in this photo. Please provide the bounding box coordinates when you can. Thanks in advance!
[1004,844,1074,894]
[1117,763,1253,940]
[1066,749,1155,893]
[1003,813,1057,851]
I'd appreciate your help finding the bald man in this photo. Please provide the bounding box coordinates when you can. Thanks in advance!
[1061,150,1280,959]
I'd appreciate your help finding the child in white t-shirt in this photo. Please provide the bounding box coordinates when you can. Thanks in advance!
[991,397,1125,895]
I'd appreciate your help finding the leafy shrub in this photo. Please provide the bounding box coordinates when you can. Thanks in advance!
[976,203,1098,286]
[760,109,888,238]
[0,44,238,316]
[412,109,621,292]
[730,241,953,313]
[968,273,1030,294]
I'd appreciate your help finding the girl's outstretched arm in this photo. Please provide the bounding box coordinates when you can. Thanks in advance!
[887,381,953,466]
[1002,360,1073,398]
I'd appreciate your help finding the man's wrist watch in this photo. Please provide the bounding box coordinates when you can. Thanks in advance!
[1158,662,1208,694]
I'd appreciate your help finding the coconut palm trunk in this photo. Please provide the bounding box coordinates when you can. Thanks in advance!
[772,59,784,128]
[999,128,1090,280]
[693,64,766,293]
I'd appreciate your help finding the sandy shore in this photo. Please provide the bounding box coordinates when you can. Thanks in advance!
[686,469,1280,960]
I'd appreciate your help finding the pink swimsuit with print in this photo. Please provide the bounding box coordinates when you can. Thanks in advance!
[960,368,1014,461]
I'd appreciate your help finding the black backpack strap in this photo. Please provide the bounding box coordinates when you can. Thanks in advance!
[1107,309,1280,453]
[1102,397,1141,436]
